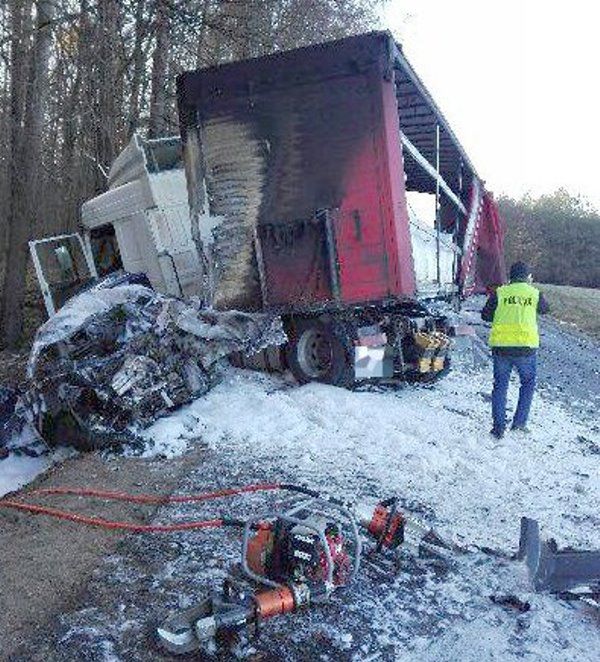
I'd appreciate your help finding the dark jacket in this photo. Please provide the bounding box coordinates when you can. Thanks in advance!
[481,282,549,355]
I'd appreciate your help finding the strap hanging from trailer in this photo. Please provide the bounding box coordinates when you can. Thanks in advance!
[399,131,467,215]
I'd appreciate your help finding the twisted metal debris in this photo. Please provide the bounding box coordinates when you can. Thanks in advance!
[17,276,286,450]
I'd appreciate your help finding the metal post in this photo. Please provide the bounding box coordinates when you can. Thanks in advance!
[435,123,441,285]
[81,231,99,280]
[29,240,56,317]
[399,132,466,214]
[453,158,464,287]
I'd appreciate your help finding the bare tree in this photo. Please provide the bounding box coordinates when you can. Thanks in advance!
[127,0,149,137]
[0,0,384,345]
[148,0,171,138]
[1,0,54,348]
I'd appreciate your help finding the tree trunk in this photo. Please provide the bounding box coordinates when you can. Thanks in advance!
[127,0,148,137]
[58,0,92,232]
[0,0,30,257]
[148,0,171,138]
[194,0,212,68]
[1,0,55,348]
[93,0,123,184]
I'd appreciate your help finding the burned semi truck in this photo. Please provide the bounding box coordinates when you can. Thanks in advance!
[31,31,505,388]
[175,31,505,385]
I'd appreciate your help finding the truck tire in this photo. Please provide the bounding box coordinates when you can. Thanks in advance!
[286,318,354,387]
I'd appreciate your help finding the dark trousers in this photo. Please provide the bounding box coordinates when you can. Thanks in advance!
[492,352,537,430]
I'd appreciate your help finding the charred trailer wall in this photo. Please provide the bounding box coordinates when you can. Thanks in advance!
[177,32,417,312]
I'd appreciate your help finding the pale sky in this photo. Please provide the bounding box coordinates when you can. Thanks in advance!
[381,0,600,209]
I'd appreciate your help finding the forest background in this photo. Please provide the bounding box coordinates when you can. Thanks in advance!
[0,0,597,348]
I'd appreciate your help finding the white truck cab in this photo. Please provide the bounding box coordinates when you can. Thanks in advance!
[30,134,207,316]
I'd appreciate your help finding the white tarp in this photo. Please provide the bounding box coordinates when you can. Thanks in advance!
[409,212,457,293]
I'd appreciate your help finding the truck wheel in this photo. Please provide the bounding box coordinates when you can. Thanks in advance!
[286,319,354,387]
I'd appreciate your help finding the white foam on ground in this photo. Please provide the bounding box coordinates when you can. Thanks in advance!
[145,365,599,551]
[50,351,599,661]
[140,364,600,660]
[0,427,74,497]
[0,452,51,497]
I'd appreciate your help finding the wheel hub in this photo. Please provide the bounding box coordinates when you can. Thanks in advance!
[296,328,333,378]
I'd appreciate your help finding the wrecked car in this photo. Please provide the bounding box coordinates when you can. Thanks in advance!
[17,274,284,449]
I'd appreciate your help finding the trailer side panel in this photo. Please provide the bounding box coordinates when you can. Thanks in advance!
[178,32,417,310]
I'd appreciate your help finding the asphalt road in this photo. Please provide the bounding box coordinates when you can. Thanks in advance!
[460,297,599,422]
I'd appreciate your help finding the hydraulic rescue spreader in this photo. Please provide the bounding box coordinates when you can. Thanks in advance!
[156,485,440,656]
[4,481,596,656]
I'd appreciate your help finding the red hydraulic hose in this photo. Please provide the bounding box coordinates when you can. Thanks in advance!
[0,499,225,533]
[0,482,284,534]
[28,482,283,504]
[0,482,326,533]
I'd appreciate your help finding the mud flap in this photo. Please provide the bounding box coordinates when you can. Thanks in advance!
[518,517,600,593]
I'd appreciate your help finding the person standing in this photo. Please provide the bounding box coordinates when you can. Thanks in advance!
[481,262,549,439]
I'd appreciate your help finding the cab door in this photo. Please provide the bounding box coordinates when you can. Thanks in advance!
[29,233,98,316]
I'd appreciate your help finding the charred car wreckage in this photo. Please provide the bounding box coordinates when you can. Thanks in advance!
[13,275,285,449]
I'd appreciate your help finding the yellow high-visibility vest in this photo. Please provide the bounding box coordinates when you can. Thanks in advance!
[489,282,540,348]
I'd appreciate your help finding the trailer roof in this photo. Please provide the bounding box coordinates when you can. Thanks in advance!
[391,39,477,198]
[179,31,479,210]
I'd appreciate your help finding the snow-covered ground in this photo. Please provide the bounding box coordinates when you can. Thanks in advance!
[0,428,74,497]
[37,344,599,662]
[146,363,599,551]
[0,451,52,497]
[3,306,599,660]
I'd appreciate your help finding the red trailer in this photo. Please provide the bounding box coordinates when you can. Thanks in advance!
[177,31,505,385]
